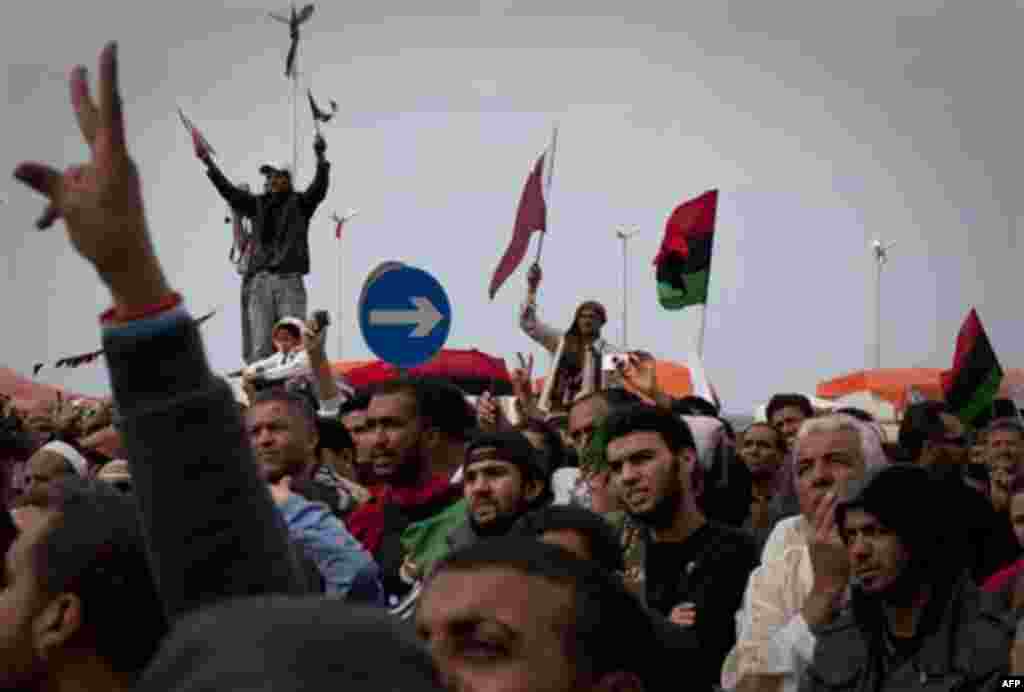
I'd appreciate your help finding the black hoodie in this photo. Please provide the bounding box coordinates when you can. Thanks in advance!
[801,465,1012,692]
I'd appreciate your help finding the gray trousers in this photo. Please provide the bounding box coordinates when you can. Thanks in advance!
[242,272,308,363]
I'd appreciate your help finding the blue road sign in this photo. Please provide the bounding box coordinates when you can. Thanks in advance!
[359,265,451,369]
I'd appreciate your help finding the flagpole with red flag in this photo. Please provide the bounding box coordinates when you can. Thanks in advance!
[488,125,558,301]
[534,124,558,265]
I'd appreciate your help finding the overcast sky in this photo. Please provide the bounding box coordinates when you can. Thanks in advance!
[3,0,1021,414]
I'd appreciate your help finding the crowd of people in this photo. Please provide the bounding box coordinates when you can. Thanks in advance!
[3,41,1024,692]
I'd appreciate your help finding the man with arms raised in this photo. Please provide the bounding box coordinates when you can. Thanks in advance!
[14,39,451,690]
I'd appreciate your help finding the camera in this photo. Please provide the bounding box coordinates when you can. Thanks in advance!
[601,353,627,371]
[312,309,330,332]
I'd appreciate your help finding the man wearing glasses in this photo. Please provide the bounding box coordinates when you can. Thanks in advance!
[898,401,1018,584]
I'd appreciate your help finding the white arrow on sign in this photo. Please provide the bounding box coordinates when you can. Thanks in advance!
[369,296,444,338]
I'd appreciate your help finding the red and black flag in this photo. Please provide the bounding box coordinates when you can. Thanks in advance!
[940,308,1003,425]
[653,190,718,310]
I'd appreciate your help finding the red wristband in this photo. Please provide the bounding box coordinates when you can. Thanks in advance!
[101,292,183,325]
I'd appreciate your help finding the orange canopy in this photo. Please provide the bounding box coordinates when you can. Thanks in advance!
[534,359,695,400]
[816,368,1024,411]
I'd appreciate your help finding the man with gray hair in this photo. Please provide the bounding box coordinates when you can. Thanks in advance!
[722,414,888,692]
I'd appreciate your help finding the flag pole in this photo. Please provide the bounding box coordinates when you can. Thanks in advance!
[342,224,350,360]
[615,226,639,349]
[534,124,559,265]
[870,238,896,369]
[291,47,300,179]
[697,306,707,359]
[334,210,359,360]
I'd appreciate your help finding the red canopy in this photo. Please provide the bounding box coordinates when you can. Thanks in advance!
[330,349,513,396]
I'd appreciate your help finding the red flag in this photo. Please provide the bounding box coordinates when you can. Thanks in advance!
[488,154,547,300]
[335,217,346,240]
[177,108,216,160]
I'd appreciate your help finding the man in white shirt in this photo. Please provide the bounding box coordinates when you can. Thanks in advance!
[242,317,312,388]
[721,414,889,692]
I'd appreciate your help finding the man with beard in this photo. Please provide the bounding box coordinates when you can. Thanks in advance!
[246,389,378,597]
[801,464,1011,691]
[603,404,759,692]
[344,378,466,604]
[898,401,1018,583]
[446,431,550,552]
[519,263,619,413]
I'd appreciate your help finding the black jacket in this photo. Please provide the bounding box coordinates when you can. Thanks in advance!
[622,518,759,692]
[206,159,330,276]
[800,575,1011,692]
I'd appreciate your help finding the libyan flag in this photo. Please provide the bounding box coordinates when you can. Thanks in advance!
[940,308,1004,426]
[653,190,718,310]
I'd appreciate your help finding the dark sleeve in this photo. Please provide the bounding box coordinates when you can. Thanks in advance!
[205,164,258,217]
[301,159,330,216]
[692,533,759,690]
[102,313,307,622]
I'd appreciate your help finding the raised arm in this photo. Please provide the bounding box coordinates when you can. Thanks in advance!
[203,155,259,217]
[302,318,343,412]
[519,264,561,354]
[301,133,330,215]
[14,42,307,622]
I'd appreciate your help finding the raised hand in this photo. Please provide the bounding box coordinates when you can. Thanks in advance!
[303,319,326,357]
[808,492,850,593]
[476,390,504,431]
[13,42,170,312]
[619,352,658,398]
[511,352,539,421]
[527,263,542,291]
[803,491,850,627]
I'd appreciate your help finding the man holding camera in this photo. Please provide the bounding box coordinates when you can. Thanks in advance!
[200,133,331,363]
